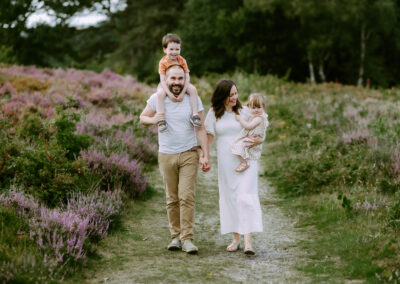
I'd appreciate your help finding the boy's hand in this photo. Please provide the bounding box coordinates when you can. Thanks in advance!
[169,96,179,102]
[235,114,241,121]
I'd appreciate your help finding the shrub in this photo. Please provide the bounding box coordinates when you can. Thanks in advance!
[54,111,93,160]
[13,142,89,207]
[0,188,123,278]
[80,149,147,197]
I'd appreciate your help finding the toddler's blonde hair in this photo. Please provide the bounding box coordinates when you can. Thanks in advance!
[247,93,266,109]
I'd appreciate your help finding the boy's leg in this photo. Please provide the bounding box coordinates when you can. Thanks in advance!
[156,88,166,115]
[187,84,199,115]
[156,88,168,132]
[187,84,202,127]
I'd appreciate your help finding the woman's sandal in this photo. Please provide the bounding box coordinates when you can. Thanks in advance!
[235,161,250,173]
[226,241,241,252]
[244,245,255,255]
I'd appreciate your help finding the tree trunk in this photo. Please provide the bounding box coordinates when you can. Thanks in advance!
[318,62,326,83]
[357,24,366,87]
[308,52,316,84]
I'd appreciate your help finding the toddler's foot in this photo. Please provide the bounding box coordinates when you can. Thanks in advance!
[235,161,249,172]
[190,114,202,127]
[158,121,168,132]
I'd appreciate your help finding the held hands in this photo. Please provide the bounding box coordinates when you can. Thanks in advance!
[199,154,210,172]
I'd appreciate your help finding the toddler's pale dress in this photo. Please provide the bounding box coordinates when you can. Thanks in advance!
[231,112,269,160]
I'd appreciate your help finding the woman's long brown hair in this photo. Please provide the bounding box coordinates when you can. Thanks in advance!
[211,79,242,120]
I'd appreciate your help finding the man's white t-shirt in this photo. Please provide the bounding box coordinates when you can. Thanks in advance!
[147,93,204,154]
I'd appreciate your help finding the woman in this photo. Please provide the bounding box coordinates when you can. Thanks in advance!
[204,79,264,255]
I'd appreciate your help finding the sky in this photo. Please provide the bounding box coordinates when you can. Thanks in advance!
[27,12,107,28]
[26,0,126,28]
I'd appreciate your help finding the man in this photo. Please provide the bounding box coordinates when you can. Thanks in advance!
[140,65,210,254]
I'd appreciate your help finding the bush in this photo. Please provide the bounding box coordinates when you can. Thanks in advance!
[0,188,123,280]
[54,111,93,160]
[80,150,147,198]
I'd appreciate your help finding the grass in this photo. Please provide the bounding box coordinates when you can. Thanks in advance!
[277,195,391,282]
[0,205,55,283]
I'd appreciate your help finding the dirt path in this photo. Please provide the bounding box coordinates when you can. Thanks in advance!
[67,151,312,283]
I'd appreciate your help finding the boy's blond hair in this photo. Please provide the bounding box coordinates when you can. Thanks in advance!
[162,33,181,48]
[247,93,266,109]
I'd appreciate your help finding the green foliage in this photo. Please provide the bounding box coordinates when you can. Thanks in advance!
[337,194,353,214]
[54,111,93,160]
[0,205,48,283]
[18,113,45,140]
[2,0,400,86]
[13,142,89,207]
[387,192,400,231]
[281,196,384,282]
[0,45,16,64]
[0,111,94,207]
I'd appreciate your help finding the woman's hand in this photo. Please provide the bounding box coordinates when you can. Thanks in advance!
[243,135,263,148]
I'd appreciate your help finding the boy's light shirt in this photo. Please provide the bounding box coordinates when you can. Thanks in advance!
[147,93,204,154]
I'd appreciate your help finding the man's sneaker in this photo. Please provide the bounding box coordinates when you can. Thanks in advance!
[158,121,168,132]
[190,115,202,128]
[167,238,182,251]
[182,240,198,254]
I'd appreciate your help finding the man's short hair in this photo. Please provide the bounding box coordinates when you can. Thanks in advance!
[165,64,185,77]
[162,33,181,48]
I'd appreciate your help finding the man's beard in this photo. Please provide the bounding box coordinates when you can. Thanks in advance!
[169,84,183,95]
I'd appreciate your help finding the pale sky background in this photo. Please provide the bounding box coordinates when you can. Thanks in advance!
[26,0,126,28]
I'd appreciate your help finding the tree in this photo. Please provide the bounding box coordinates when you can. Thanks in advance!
[334,0,396,86]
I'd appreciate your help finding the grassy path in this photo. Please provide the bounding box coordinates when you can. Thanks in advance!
[67,152,314,283]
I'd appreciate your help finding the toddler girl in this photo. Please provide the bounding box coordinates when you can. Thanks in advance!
[232,93,269,172]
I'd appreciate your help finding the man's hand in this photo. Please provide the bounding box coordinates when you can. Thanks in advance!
[243,135,263,148]
[200,154,210,172]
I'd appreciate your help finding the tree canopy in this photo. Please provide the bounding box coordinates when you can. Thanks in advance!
[1,0,399,87]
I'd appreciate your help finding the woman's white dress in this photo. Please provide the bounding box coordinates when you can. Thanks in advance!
[205,107,263,235]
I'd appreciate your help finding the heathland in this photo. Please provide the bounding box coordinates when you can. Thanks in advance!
[1,66,400,282]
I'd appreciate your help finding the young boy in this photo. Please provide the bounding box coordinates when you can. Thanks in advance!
[156,33,201,132]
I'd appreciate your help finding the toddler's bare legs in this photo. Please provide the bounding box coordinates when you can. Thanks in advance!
[156,88,168,132]
[235,155,250,172]
[187,84,201,127]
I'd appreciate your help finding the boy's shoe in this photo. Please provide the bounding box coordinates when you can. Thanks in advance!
[167,237,182,251]
[182,240,198,254]
[190,115,202,127]
[158,121,168,132]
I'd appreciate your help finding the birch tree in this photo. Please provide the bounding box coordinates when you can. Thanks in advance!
[336,0,396,87]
